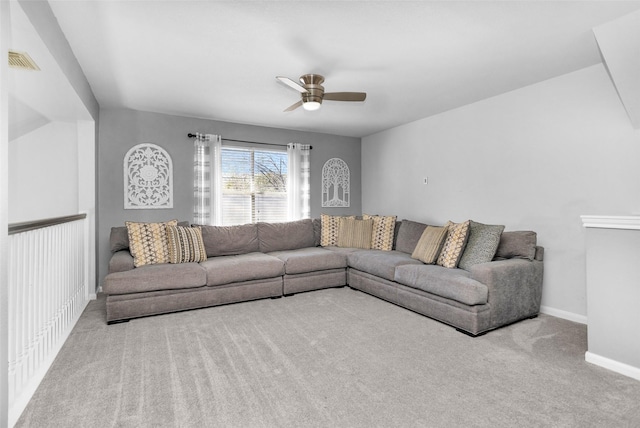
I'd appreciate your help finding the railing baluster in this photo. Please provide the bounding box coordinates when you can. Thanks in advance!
[7,214,90,425]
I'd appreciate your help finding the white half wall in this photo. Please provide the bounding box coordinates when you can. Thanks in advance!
[362,64,640,319]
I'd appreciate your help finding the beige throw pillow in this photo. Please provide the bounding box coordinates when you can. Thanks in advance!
[337,218,373,249]
[126,220,178,267]
[363,214,397,251]
[411,226,449,264]
[437,220,471,268]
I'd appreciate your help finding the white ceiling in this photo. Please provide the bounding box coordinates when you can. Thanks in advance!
[48,0,640,138]
[9,1,92,141]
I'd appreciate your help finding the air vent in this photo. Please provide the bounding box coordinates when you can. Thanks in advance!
[8,50,40,71]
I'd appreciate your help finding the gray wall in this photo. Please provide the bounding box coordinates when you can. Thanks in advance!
[98,108,361,285]
[362,64,640,321]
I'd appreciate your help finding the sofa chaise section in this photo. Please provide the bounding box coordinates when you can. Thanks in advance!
[346,222,544,336]
[390,256,543,335]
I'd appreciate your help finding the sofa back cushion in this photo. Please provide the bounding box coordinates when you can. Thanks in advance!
[395,219,429,254]
[197,223,259,257]
[258,219,316,253]
[110,226,131,253]
[313,218,322,247]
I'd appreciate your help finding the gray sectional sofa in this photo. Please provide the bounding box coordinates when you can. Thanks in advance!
[104,218,544,336]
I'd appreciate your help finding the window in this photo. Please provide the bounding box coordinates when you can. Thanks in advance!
[193,134,309,226]
[220,146,288,225]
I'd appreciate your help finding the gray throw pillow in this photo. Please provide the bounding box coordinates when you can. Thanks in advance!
[458,221,505,270]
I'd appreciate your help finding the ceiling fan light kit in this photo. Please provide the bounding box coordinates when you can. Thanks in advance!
[277,74,366,112]
[303,101,321,111]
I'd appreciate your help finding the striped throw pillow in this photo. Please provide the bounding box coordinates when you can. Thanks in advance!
[166,225,207,264]
[337,218,373,249]
[411,226,449,264]
[126,220,178,267]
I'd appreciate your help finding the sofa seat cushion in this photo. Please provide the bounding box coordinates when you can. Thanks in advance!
[269,247,348,274]
[394,264,488,306]
[347,250,423,282]
[104,262,207,295]
[200,252,285,286]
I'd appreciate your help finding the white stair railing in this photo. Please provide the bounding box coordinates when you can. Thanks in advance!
[7,214,91,427]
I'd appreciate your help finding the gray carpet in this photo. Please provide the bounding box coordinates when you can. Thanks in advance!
[15,287,640,427]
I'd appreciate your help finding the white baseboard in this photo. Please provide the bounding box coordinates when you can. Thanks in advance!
[540,305,587,324]
[585,351,640,381]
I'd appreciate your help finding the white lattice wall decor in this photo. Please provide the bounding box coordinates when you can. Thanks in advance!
[322,158,350,207]
[124,143,173,209]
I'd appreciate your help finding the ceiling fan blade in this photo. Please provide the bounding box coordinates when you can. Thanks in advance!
[276,76,308,93]
[323,92,366,102]
[284,100,303,112]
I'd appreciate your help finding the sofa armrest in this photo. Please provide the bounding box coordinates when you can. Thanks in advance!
[469,259,543,327]
[109,250,135,274]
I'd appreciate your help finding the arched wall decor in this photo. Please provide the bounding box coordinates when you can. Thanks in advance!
[124,143,173,209]
[322,158,350,207]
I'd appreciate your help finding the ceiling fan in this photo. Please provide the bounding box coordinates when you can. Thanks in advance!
[276,74,366,112]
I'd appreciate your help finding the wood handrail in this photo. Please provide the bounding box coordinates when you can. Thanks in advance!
[8,213,87,235]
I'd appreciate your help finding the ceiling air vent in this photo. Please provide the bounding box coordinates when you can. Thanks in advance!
[8,50,40,71]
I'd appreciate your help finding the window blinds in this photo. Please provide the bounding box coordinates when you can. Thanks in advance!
[220,146,288,225]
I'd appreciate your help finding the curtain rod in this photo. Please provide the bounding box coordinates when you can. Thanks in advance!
[187,133,312,150]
